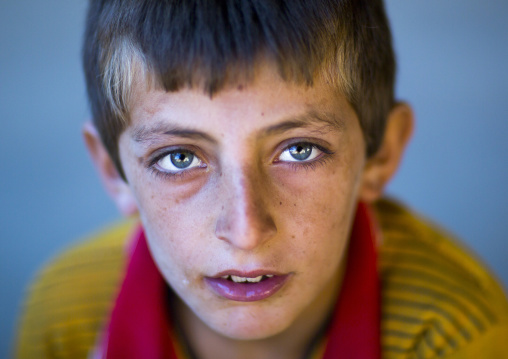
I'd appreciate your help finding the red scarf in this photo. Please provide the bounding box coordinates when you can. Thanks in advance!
[101,202,380,358]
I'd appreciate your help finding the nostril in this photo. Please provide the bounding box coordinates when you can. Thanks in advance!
[214,217,231,242]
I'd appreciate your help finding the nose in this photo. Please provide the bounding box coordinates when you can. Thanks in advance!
[214,165,277,250]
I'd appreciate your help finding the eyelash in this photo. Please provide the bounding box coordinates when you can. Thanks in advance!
[277,142,334,171]
[146,141,334,180]
[147,148,205,181]
[148,165,193,181]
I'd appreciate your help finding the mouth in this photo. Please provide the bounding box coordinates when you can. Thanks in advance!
[221,274,274,283]
[204,272,290,302]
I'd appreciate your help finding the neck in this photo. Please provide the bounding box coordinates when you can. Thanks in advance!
[172,260,346,359]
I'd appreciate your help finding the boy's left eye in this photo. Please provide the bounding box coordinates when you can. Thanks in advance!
[278,143,322,162]
[157,150,203,172]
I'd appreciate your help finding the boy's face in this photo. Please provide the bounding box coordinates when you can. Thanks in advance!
[117,64,367,340]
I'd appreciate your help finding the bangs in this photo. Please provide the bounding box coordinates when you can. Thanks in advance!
[99,0,343,120]
[84,0,394,177]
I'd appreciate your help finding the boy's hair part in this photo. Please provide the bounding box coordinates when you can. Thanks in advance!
[83,0,396,178]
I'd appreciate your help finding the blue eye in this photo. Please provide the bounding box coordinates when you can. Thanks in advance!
[157,150,203,172]
[279,143,322,162]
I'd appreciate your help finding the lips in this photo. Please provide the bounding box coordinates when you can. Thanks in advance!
[204,271,290,302]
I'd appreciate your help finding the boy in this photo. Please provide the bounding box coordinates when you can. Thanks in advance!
[16,0,508,358]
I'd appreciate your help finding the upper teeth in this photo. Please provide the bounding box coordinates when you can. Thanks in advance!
[221,274,274,283]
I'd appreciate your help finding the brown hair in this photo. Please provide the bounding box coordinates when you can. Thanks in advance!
[83,0,396,178]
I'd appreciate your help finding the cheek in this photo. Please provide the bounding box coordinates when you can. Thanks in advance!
[278,183,354,269]
[273,149,364,263]
[128,176,217,278]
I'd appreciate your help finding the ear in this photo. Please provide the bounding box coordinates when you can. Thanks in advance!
[82,122,139,216]
[359,103,414,203]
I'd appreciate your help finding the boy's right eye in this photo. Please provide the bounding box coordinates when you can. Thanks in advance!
[156,150,204,173]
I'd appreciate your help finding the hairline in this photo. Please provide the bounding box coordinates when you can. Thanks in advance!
[104,38,351,131]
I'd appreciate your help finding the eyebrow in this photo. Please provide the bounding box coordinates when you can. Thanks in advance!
[130,110,345,145]
[262,110,345,136]
[131,123,218,145]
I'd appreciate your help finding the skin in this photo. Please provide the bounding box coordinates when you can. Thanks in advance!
[85,62,413,359]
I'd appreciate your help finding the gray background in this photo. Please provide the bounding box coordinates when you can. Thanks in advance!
[1,0,507,357]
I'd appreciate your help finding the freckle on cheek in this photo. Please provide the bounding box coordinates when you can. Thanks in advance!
[279,201,282,205]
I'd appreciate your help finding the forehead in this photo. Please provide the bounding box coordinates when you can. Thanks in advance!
[126,63,356,139]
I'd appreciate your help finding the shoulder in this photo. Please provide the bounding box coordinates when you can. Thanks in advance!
[375,198,508,358]
[15,219,136,359]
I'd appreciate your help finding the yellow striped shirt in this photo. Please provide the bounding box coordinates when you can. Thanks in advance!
[15,199,508,358]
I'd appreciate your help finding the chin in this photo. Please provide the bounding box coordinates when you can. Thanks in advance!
[202,305,296,341]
